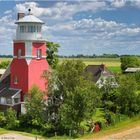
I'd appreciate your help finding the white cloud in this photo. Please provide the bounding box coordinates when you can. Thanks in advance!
[111,0,126,8]
[130,0,140,7]
[4,10,12,15]
[15,1,108,20]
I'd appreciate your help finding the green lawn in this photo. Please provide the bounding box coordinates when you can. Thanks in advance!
[108,66,121,73]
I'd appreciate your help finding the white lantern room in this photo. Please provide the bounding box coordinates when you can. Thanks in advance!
[15,9,44,41]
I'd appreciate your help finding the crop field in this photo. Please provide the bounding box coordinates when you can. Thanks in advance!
[59,58,121,73]
[0,58,12,62]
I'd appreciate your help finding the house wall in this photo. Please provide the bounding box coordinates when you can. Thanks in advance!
[10,59,28,101]
[0,104,21,113]
[11,42,28,101]
[10,42,49,101]
[13,42,25,56]
[28,42,49,91]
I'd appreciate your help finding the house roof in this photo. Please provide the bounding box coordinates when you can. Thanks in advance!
[85,64,114,83]
[0,65,21,99]
[125,67,140,73]
[0,64,10,82]
[15,14,44,24]
[0,88,21,98]
[0,69,6,75]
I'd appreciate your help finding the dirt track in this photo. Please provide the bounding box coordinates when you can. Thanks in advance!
[0,133,41,140]
[97,125,140,140]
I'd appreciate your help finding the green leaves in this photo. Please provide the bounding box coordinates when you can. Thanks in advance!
[46,41,60,69]
[118,75,139,116]
[120,56,140,72]
[24,86,46,127]
[54,60,100,131]
[5,108,19,129]
[0,60,10,69]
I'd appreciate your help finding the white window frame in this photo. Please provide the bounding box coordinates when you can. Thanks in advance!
[17,49,22,59]
[0,97,6,104]
[36,49,42,59]
[14,76,18,85]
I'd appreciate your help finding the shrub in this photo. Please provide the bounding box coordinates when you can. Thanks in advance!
[0,60,10,69]
[5,108,19,129]
[0,112,6,127]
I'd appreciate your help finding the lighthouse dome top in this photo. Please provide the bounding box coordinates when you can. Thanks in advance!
[15,9,44,24]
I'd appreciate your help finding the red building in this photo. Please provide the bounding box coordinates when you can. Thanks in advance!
[0,9,49,113]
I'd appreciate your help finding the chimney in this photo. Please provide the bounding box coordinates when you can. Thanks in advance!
[100,64,105,71]
[17,13,25,20]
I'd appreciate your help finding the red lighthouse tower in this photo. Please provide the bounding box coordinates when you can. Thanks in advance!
[0,9,49,113]
[11,9,49,101]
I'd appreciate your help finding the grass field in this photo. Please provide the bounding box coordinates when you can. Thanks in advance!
[0,58,11,62]
[59,58,121,66]
[59,58,121,73]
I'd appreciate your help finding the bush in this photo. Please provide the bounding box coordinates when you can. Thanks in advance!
[0,60,10,69]
[0,112,6,127]
[5,108,19,129]
[120,56,140,72]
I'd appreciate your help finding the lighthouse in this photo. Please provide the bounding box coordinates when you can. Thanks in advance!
[0,9,49,112]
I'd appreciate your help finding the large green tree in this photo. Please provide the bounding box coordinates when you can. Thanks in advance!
[46,41,60,69]
[45,60,100,133]
[59,81,99,132]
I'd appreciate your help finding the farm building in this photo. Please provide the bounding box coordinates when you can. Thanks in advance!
[125,67,140,73]
[85,64,115,87]
[0,9,49,113]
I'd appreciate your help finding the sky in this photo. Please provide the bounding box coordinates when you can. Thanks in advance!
[1,0,140,56]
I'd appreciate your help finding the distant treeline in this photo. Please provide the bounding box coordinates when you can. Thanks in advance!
[0,54,140,59]
[59,54,140,58]
[0,55,12,58]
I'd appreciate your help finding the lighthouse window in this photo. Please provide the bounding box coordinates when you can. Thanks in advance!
[17,49,22,58]
[37,26,41,32]
[20,26,26,32]
[28,26,36,33]
[14,76,18,85]
[37,49,42,59]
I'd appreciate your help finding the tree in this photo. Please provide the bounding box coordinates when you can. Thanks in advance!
[0,60,10,69]
[23,86,46,128]
[5,108,19,129]
[100,78,119,113]
[120,56,140,72]
[118,74,139,116]
[57,60,86,94]
[45,60,100,134]
[46,41,60,69]
[59,81,99,132]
